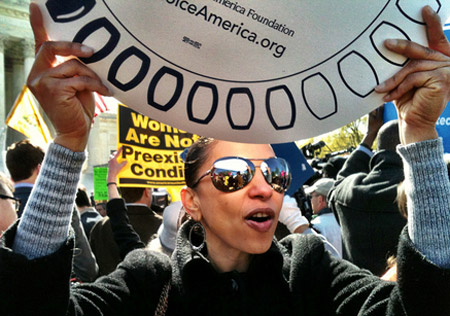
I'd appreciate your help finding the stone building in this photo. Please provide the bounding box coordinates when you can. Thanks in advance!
[0,0,117,193]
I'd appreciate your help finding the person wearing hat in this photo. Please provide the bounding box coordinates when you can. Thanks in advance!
[148,201,182,256]
[305,178,342,256]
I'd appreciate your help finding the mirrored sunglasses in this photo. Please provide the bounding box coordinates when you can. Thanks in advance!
[191,156,291,193]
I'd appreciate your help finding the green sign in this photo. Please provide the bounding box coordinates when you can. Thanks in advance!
[94,167,108,201]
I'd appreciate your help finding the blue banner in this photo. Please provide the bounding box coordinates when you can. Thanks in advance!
[272,142,315,196]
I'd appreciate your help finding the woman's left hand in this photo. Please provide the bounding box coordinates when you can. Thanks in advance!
[375,6,450,145]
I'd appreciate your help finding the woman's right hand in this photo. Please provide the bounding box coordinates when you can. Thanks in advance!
[26,3,111,152]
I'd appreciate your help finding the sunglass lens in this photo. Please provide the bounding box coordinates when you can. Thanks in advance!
[262,158,291,193]
[211,158,252,192]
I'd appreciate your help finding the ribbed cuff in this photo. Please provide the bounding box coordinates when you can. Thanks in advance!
[12,143,86,259]
[397,138,450,268]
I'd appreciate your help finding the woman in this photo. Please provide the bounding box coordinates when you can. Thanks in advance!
[0,4,450,316]
[0,172,18,236]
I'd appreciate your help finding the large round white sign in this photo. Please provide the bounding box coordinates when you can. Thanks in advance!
[35,0,450,143]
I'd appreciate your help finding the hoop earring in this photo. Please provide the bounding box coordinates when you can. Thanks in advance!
[189,222,206,253]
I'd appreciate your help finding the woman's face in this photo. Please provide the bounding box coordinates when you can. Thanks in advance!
[0,185,18,235]
[191,140,284,258]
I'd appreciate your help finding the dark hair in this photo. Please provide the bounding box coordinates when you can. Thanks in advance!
[75,187,91,208]
[184,137,216,188]
[377,120,400,152]
[322,156,347,179]
[6,140,45,182]
[120,187,148,203]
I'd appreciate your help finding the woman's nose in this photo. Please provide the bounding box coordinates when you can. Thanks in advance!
[247,167,273,199]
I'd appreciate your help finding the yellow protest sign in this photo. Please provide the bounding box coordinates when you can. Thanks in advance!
[117,104,199,190]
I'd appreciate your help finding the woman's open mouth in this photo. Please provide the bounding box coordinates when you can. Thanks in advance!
[245,209,275,232]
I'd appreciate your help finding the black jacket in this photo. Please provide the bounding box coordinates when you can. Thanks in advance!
[13,185,32,218]
[89,200,162,276]
[329,149,406,275]
[0,220,449,316]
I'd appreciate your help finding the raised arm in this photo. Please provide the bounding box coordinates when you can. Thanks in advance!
[106,148,146,259]
[376,5,450,268]
[335,106,384,181]
[106,147,127,200]
[12,3,111,259]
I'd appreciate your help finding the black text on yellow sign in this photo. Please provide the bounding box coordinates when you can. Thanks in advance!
[118,104,199,188]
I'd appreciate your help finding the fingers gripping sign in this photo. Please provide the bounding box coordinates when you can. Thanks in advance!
[27,3,112,152]
[376,6,450,145]
[423,6,450,57]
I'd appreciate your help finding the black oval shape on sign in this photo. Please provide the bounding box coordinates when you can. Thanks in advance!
[370,21,410,67]
[266,85,296,130]
[226,88,255,130]
[73,17,120,64]
[338,51,379,98]
[147,66,184,112]
[108,46,151,91]
[46,0,96,23]
[187,81,219,125]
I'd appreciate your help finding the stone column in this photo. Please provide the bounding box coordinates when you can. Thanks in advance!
[23,39,35,79]
[0,35,6,172]
[12,59,24,100]
[0,35,5,126]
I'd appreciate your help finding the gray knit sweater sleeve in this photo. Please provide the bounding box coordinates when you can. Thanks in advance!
[12,143,86,259]
[397,138,450,268]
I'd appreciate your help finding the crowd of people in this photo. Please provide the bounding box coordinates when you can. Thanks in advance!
[0,3,450,315]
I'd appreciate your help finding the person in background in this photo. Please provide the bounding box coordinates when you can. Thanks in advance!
[305,178,342,256]
[89,148,162,276]
[69,206,99,283]
[328,110,407,275]
[321,156,347,179]
[68,187,101,282]
[0,172,18,237]
[6,143,98,282]
[105,196,182,259]
[281,192,341,258]
[1,4,450,315]
[274,195,310,239]
[95,202,107,217]
[75,186,102,239]
[6,139,44,217]
[148,201,182,256]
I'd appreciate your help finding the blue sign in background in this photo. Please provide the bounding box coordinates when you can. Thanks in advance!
[272,143,315,196]
[384,27,450,152]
